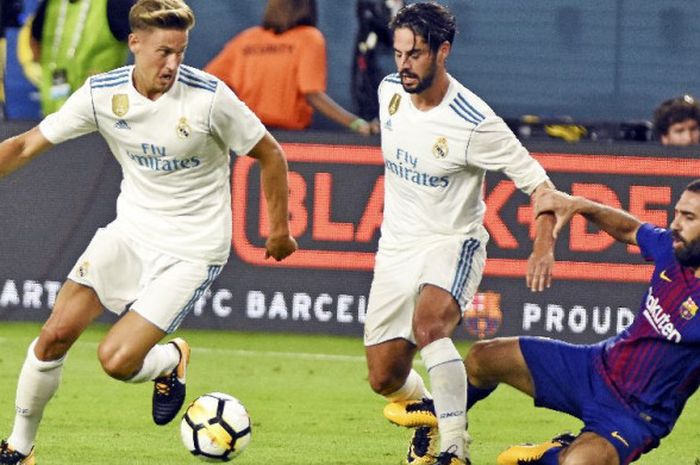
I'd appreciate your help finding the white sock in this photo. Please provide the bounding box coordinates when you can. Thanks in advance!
[385,369,430,402]
[8,339,66,455]
[420,337,467,459]
[124,343,179,384]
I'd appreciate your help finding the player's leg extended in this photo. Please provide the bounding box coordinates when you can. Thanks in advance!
[98,310,188,425]
[3,280,103,463]
[465,337,535,397]
[413,284,469,464]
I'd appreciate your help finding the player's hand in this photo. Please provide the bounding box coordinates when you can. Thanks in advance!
[265,234,297,261]
[527,249,554,292]
[534,190,577,240]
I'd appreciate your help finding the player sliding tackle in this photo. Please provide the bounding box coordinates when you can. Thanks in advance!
[0,1,296,464]
[387,183,700,465]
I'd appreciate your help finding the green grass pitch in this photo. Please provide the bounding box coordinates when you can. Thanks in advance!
[0,322,697,464]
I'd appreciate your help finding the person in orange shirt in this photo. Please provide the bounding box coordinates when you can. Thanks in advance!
[205,0,377,135]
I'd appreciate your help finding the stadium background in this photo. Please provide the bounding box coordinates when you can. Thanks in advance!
[1,1,699,344]
[5,0,700,122]
[1,121,698,344]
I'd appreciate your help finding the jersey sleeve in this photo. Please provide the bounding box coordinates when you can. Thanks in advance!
[636,223,671,262]
[466,116,549,195]
[297,28,327,94]
[38,81,98,144]
[210,83,266,156]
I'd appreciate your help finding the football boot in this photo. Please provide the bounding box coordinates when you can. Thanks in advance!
[152,338,191,425]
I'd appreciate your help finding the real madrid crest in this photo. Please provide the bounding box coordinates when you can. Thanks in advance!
[176,117,191,139]
[78,260,90,278]
[432,137,449,159]
[388,93,401,115]
[111,94,129,117]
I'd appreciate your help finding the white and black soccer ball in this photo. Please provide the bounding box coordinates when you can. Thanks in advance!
[180,392,252,462]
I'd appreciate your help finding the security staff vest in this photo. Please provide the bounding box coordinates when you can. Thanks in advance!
[39,0,128,115]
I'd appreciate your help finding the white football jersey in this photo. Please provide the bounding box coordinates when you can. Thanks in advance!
[40,65,266,264]
[377,73,549,247]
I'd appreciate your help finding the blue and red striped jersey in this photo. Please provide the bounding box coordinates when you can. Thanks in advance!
[596,223,700,432]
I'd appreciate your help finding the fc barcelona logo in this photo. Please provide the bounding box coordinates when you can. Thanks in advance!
[111,94,129,117]
[388,93,401,115]
[680,297,698,320]
[464,291,503,339]
[432,137,449,159]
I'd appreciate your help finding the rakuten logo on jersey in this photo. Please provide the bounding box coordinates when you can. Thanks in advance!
[642,287,681,342]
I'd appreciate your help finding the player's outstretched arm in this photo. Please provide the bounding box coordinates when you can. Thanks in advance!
[247,132,298,261]
[0,126,53,178]
[535,190,641,246]
[527,181,556,292]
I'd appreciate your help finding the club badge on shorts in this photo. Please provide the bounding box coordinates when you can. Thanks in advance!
[388,93,401,115]
[78,261,90,278]
[432,137,449,159]
[176,117,191,139]
[111,94,129,117]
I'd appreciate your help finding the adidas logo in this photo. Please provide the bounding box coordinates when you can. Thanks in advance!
[384,119,393,131]
[114,119,130,130]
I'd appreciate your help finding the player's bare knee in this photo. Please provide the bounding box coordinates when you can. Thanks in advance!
[36,324,76,360]
[559,436,619,465]
[368,369,404,395]
[413,323,450,349]
[465,341,488,383]
[97,343,137,380]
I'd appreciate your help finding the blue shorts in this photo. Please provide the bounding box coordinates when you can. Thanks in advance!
[519,337,661,464]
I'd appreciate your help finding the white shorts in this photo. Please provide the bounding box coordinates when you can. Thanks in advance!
[364,236,486,346]
[68,227,223,333]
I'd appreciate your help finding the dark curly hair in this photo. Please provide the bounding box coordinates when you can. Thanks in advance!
[652,94,700,139]
[390,2,456,54]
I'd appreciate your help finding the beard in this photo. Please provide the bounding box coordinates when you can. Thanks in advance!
[674,234,700,268]
[400,61,437,94]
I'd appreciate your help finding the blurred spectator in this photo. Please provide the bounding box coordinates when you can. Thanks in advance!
[351,0,402,122]
[205,0,377,135]
[1,0,24,118]
[652,94,700,146]
[30,0,135,115]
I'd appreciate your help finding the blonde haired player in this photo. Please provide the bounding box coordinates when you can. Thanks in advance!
[0,1,296,463]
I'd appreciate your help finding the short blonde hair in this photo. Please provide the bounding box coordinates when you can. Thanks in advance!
[129,0,195,32]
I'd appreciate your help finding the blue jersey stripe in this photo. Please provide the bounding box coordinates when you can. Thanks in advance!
[456,93,485,120]
[451,239,480,299]
[179,66,217,90]
[178,76,216,93]
[449,103,480,125]
[382,73,402,84]
[91,70,130,85]
[453,94,485,123]
[167,265,223,333]
[91,79,129,89]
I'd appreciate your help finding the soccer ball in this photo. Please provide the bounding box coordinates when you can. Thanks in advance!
[180,392,252,462]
